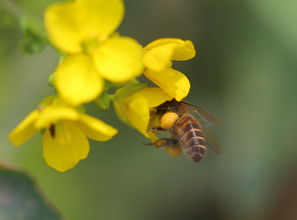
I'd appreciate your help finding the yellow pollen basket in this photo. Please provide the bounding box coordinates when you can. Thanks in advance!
[160,112,179,129]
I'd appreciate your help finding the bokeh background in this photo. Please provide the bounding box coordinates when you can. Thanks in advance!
[1,0,297,219]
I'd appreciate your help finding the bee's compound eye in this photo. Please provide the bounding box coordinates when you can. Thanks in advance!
[160,112,179,129]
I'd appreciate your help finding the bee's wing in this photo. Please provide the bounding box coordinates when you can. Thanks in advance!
[180,102,221,124]
[203,128,222,154]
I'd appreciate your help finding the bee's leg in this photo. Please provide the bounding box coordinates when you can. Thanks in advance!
[152,138,178,148]
[143,138,177,148]
[148,126,167,132]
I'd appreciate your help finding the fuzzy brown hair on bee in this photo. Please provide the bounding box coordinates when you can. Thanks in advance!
[148,99,220,163]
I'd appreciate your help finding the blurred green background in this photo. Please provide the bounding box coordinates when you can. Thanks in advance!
[1,0,297,219]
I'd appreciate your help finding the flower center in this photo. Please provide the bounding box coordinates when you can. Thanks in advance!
[81,38,99,54]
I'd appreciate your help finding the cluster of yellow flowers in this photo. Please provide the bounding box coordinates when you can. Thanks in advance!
[9,0,196,172]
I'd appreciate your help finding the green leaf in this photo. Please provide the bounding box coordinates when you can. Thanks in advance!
[19,16,47,54]
[0,163,61,220]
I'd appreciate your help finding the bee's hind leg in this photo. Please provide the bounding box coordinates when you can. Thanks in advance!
[144,138,178,148]
[148,126,167,132]
[143,127,168,146]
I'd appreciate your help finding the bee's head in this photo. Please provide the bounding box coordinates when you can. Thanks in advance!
[156,99,182,115]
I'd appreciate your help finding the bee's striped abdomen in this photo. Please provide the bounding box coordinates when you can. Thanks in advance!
[172,114,207,163]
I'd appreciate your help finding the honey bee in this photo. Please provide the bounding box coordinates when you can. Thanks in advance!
[148,99,221,163]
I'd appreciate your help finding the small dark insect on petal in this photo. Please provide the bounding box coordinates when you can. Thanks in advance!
[49,124,56,138]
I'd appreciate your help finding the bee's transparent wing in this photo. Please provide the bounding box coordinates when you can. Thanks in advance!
[180,101,221,124]
[203,128,222,154]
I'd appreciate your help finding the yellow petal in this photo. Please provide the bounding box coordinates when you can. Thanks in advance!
[92,36,144,82]
[113,82,148,125]
[76,114,118,141]
[126,94,150,135]
[144,38,196,71]
[147,112,161,142]
[129,88,172,137]
[144,67,190,101]
[55,54,103,106]
[43,121,89,172]
[172,40,196,61]
[143,43,175,72]
[35,106,79,129]
[114,87,172,139]
[45,0,124,53]
[8,110,39,146]
[131,87,173,108]
[145,38,184,50]
[145,38,196,60]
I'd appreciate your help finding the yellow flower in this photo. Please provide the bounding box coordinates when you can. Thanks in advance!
[9,96,117,172]
[45,0,144,106]
[143,38,195,101]
[113,86,182,156]
[114,86,172,140]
